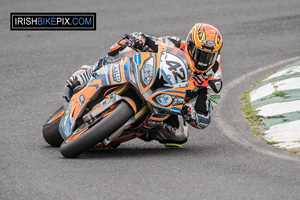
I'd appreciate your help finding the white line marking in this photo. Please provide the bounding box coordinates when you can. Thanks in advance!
[251,77,300,102]
[264,65,300,81]
[264,120,300,144]
[257,100,300,116]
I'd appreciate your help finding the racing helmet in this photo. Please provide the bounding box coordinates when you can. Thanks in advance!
[185,23,223,74]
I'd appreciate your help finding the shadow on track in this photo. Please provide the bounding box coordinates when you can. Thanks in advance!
[42,144,217,160]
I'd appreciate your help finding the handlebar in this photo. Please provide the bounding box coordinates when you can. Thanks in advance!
[122,34,141,53]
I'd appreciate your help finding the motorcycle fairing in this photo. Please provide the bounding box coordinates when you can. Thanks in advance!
[107,57,131,85]
[149,113,169,121]
[59,102,73,138]
[159,51,188,86]
[46,107,64,124]
[60,93,137,139]
[59,58,133,139]
[140,51,193,113]
[134,52,160,94]
[59,42,197,143]
[131,43,193,114]
[90,93,137,118]
[68,58,131,121]
[147,90,186,114]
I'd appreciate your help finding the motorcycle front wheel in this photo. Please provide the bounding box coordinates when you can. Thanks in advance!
[60,101,134,158]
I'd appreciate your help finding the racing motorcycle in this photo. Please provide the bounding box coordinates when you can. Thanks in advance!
[42,39,197,158]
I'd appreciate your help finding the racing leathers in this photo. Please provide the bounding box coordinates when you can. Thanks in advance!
[64,32,222,145]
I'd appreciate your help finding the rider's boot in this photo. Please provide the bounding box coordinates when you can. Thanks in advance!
[140,115,189,147]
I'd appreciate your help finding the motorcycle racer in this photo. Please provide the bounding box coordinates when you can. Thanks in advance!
[64,23,223,147]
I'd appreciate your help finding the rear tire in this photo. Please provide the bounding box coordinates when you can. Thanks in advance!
[60,101,134,158]
[42,106,64,147]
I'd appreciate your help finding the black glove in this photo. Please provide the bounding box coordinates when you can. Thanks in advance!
[128,32,146,51]
[181,104,191,116]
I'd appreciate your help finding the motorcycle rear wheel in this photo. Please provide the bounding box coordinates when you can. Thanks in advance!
[42,106,64,147]
[60,101,134,158]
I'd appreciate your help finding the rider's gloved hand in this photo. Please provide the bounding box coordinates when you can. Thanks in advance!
[182,104,191,115]
[181,103,193,122]
[128,32,146,51]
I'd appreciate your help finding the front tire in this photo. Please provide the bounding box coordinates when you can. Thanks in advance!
[60,101,134,158]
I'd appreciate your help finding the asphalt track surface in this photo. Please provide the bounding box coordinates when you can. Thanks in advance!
[1,0,300,199]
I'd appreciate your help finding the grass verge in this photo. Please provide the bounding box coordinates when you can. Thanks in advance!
[241,81,299,156]
[288,149,300,154]
[241,88,264,136]
[267,141,278,145]
[272,91,290,99]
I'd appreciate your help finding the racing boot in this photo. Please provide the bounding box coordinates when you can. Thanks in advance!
[141,115,189,147]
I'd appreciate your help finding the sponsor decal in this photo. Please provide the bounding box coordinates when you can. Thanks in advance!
[78,94,85,106]
[112,64,122,83]
[193,87,199,92]
[202,40,215,46]
[10,13,96,30]
[134,53,141,67]
[170,107,181,114]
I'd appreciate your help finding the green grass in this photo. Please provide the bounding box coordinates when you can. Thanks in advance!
[260,91,290,101]
[241,77,299,155]
[267,141,278,145]
[288,149,300,154]
[268,71,276,76]
[241,89,263,135]
[286,69,294,75]
[241,81,300,156]
[272,91,290,99]
[251,127,261,135]
[254,80,262,86]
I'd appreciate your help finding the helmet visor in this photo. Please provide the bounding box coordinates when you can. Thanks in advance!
[192,46,218,71]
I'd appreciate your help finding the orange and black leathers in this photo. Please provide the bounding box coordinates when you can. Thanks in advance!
[184,61,222,129]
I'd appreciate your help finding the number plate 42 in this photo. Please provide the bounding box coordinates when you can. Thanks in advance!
[160,52,188,85]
